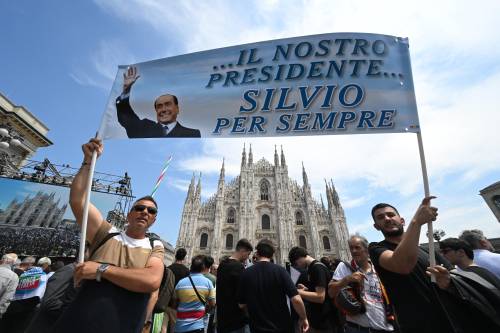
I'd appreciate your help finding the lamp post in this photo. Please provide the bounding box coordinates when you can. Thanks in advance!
[0,125,24,176]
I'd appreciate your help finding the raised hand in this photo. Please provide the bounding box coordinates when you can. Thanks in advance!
[122,66,140,93]
[412,196,438,226]
[81,138,103,162]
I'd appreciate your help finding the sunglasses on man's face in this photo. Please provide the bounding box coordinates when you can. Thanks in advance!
[132,205,158,215]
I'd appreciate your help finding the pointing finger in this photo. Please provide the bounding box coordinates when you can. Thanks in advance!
[421,196,437,206]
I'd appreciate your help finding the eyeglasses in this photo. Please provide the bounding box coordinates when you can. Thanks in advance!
[132,205,158,215]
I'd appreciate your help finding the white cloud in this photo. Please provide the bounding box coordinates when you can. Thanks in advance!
[70,40,136,89]
[92,0,500,238]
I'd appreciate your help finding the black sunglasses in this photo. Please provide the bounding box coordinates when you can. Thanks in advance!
[132,204,158,215]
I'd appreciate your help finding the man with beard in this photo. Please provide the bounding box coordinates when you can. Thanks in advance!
[368,198,458,333]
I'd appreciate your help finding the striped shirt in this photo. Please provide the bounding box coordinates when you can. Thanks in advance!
[175,273,215,333]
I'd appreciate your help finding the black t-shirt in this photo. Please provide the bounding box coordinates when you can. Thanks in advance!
[305,261,333,329]
[216,258,248,332]
[369,240,457,333]
[463,265,500,289]
[238,261,298,333]
[168,262,189,287]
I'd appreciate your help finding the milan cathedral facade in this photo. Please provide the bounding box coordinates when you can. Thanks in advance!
[176,146,350,265]
[0,191,67,228]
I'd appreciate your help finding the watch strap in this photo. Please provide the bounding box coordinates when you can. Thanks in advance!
[96,263,110,282]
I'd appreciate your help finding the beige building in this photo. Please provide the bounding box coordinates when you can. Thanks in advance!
[480,181,500,223]
[0,92,52,171]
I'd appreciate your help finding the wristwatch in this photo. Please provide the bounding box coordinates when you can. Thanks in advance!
[96,263,110,282]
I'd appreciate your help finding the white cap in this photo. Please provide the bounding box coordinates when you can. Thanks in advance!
[37,257,51,266]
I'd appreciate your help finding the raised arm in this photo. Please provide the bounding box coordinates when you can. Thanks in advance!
[377,197,438,274]
[69,139,104,244]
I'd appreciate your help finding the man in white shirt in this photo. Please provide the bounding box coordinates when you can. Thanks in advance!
[459,229,500,279]
[0,253,19,318]
[329,235,393,333]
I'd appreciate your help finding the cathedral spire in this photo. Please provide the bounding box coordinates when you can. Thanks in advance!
[218,159,225,193]
[248,144,253,165]
[330,179,340,207]
[220,158,225,179]
[241,143,246,167]
[302,162,309,186]
[280,145,286,167]
[195,173,202,200]
[320,193,326,211]
[186,173,195,202]
[274,145,280,167]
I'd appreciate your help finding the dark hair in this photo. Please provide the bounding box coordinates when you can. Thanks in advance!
[51,260,65,272]
[236,239,253,252]
[371,203,399,221]
[440,238,474,259]
[190,255,205,273]
[256,239,275,259]
[320,256,332,269]
[133,195,158,209]
[288,246,308,265]
[175,248,187,261]
[154,94,179,109]
[203,256,214,269]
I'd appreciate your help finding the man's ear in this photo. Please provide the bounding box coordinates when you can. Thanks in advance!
[373,222,381,231]
[400,217,405,227]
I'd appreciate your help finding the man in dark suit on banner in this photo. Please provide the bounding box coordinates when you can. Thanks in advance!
[116,66,201,138]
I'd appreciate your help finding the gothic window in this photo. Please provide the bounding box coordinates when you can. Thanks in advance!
[226,234,234,249]
[260,180,270,200]
[261,214,270,230]
[227,207,235,223]
[200,233,208,248]
[299,235,307,249]
[323,236,331,250]
[295,211,304,225]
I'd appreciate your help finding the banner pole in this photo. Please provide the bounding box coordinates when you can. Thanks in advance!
[416,131,436,280]
[77,149,98,263]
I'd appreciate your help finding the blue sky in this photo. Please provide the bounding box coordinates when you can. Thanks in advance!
[1,0,499,246]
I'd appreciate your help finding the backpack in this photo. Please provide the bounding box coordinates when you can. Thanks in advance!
[152,265,175,313]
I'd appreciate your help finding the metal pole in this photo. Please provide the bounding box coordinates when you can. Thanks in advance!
[77,150,98,263]
[416,131,436,281]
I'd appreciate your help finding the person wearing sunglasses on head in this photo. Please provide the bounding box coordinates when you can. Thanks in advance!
[52,138,165,333]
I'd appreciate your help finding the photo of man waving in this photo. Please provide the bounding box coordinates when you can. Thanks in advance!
[116,66,201,138]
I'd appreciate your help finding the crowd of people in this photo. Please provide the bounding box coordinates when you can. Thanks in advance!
[0,226,80,258]
[1,138,499,333]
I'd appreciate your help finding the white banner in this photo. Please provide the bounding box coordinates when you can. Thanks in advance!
[100,33,420,139]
